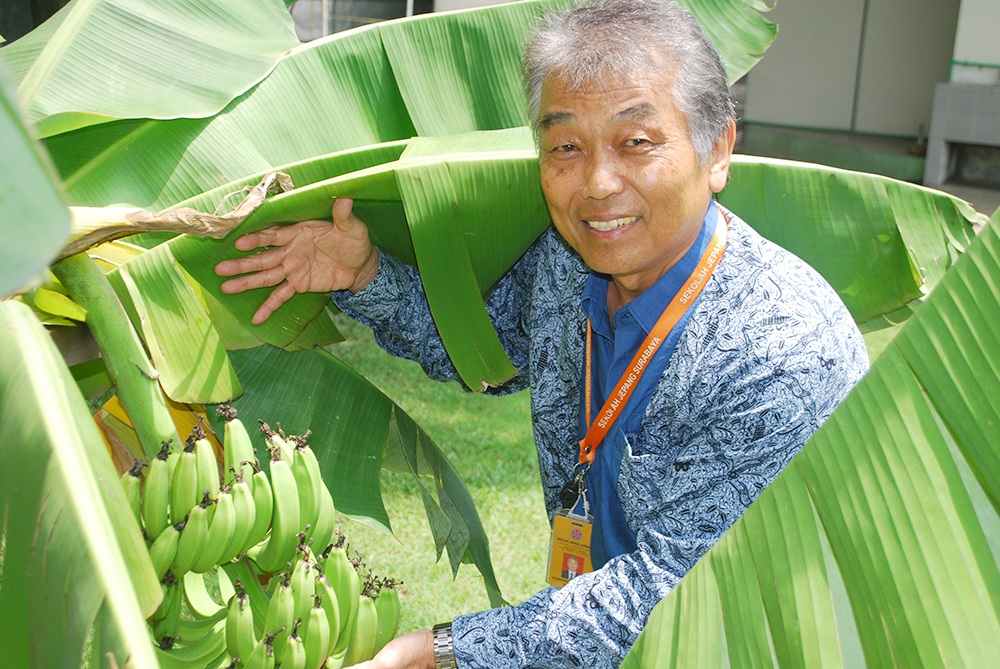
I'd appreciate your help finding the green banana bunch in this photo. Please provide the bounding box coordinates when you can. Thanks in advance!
[171,493,214,577]
[191,484,237,573]
[226,579,258,661]
[219,405,257,486]
[153,617,228,669]
[144,440,174,538]
[248,446,300,574]
[132,415,405,668]
[373,578,402,655]
[120,457,146,528]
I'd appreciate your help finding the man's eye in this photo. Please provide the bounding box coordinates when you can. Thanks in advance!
[554,144,578,152]
[624,138,649,147]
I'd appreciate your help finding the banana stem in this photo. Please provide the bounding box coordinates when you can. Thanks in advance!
[51,252,181,460]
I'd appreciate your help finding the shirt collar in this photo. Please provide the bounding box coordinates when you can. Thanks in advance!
[580,200,719,337]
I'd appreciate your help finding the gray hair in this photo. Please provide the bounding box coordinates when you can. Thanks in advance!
[522,0,735,164]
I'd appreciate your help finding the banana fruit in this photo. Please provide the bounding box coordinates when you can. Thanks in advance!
[247,445,300,574]
[130,414,403,666]
[143,440,174,538]
[373,579,403,655]
[120,458,146,528]
[226,579,258,661]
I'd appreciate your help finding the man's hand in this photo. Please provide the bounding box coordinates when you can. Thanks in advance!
[215,197,379,325]
[345,629,435,669]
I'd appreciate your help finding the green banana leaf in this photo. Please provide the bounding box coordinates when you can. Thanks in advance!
[720,157,984,360]
[117,242,242,403]
[0,0,300,138]
[622,213,1000,668]
[0,61,69,298]
[0,300,160,669]
[186,139,981,389]
[167,129,544,389]
[39,0,776,210]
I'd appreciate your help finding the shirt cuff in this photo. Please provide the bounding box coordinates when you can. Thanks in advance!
[330,249,411,319]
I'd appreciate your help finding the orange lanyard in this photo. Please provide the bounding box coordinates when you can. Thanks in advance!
[579,210,728,465]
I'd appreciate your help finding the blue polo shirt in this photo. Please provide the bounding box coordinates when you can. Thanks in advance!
[576,201,719,568]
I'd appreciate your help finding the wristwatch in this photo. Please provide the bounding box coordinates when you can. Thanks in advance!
[432,622,458,669]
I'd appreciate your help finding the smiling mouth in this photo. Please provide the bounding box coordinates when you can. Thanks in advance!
[585,216,639,232]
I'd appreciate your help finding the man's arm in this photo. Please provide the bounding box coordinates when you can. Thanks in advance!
[332,230,548,394]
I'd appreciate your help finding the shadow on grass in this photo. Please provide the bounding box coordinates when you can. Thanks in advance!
[327,313,551,630]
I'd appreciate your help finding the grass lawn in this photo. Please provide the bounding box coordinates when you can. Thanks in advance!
[327,313,552,632]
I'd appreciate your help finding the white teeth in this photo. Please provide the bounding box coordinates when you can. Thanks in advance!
[585,216,638,231]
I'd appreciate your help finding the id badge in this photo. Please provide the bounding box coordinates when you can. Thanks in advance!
[547,508,593,588]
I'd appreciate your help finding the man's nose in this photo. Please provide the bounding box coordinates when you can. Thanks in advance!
[581,151,624,200]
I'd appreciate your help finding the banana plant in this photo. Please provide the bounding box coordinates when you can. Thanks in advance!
[3,0,997,667]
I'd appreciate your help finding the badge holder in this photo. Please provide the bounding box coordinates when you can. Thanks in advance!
[547,467,594,588]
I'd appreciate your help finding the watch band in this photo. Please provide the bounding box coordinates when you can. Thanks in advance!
[432,622,458,669]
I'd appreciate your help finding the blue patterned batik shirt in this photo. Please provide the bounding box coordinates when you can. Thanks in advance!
[333,203,870,668]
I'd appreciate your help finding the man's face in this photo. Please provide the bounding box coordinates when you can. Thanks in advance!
[567,556,579,571]
[538,64,734,298]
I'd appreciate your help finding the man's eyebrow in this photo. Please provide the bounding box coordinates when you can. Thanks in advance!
[612,103,658,122]
[540,111,574,130]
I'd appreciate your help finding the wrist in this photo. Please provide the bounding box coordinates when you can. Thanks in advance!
[432,622,458,669]
[349,247,380,294]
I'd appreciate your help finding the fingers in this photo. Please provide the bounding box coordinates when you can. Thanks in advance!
[251,281,297,325]
[218,261,289,295]
[232,223,300,252]
[215,243,284,279]
[332,197,355,228]
[332,197,370,237]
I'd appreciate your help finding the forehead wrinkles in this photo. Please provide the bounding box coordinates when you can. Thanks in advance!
[540,102,659,133]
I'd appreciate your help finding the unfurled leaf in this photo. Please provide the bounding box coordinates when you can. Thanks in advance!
[0,300,160,669]
[1,0,300,137]
[0,62,69,297]
[117,243,241,403]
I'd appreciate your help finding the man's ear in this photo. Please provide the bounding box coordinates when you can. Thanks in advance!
[708,119,737,194]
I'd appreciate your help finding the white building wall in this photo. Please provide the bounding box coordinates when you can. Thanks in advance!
[853,0,958,135]
[434,0,510,12]
[742,0,865,131]
[744,0,960,138]
[951,0,1000,85]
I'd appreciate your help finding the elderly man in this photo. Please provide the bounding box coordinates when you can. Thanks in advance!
[216,0,869,666]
